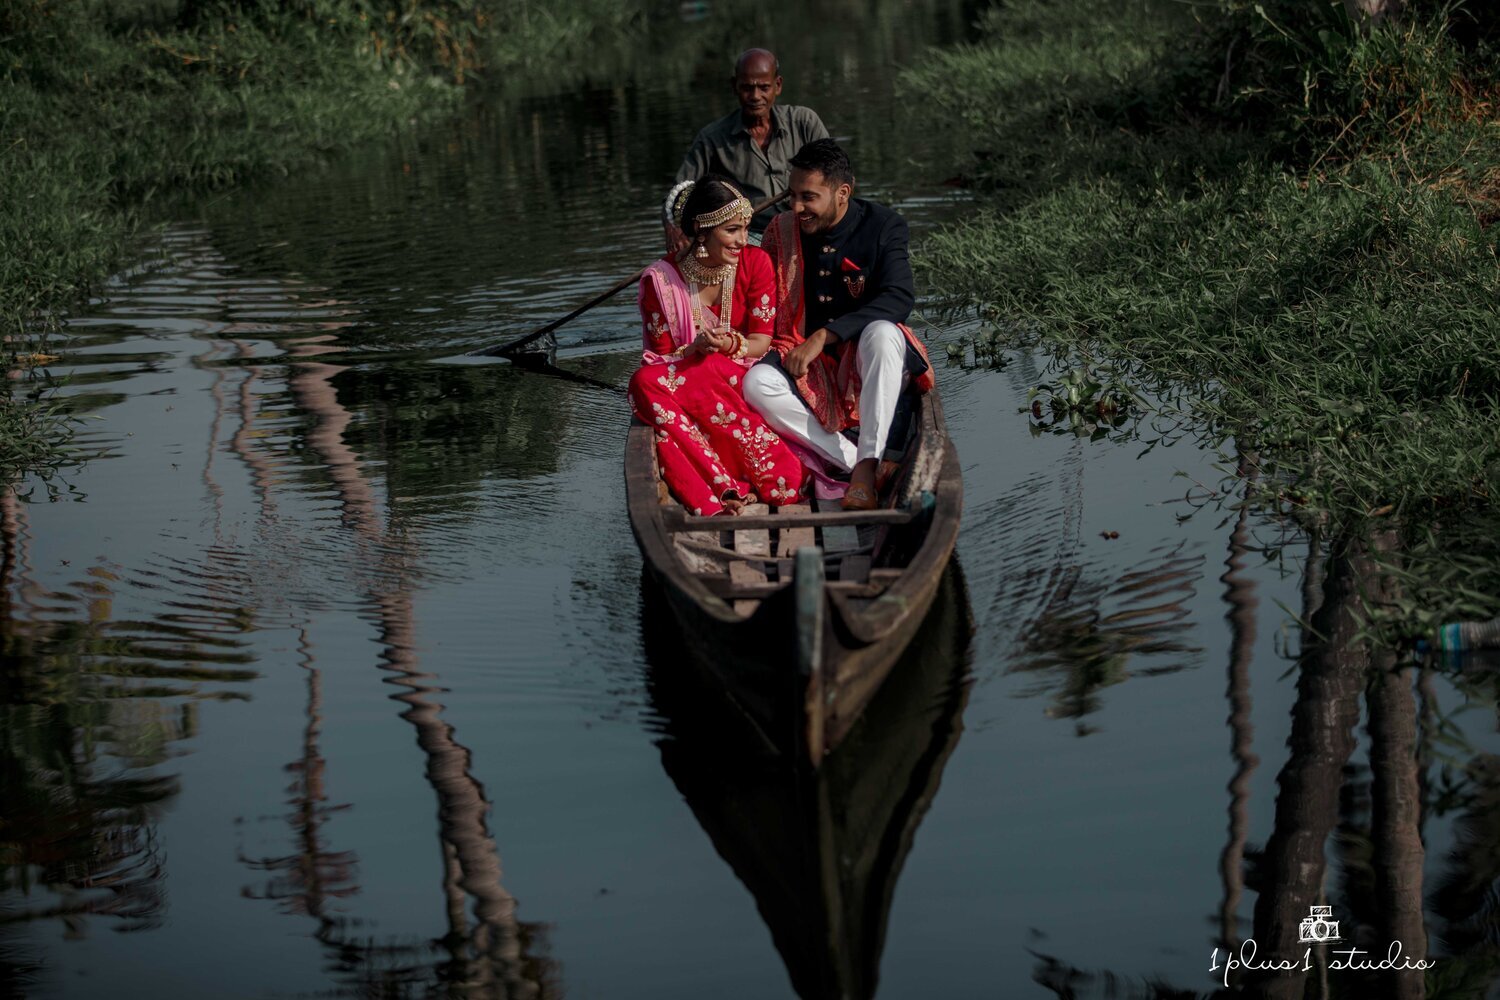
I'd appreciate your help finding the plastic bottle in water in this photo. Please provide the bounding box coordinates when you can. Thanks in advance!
[1429,618,1500,652]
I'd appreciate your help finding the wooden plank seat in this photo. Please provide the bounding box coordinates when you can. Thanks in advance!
[695,575,894,601]
[675,538,874,565]
[665,508,914,532]
[774,503,815,581]
[814,497,862,556]
[730,504,771,615]
[775,505,816,550]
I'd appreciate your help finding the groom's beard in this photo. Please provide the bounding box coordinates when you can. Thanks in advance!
[799,204,840,234]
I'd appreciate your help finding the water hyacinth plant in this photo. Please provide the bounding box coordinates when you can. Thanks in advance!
[1025,367,1137,440]
[905,0,1500,633]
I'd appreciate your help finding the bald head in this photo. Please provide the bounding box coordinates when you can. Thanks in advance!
[730,48,783,125]
[735,48,779,78]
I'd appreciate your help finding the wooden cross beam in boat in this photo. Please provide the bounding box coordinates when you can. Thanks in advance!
[663,508,915,532]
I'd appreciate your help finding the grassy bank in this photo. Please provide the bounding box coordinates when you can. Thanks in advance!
[0,0,645,476]
[905,0,1500,633]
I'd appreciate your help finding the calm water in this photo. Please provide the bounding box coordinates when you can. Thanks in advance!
[6,3,1500,997]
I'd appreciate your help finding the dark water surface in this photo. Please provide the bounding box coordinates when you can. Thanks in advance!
[7,3,1500,997]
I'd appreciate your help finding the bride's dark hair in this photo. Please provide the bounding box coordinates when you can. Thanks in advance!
[677,175,747,238]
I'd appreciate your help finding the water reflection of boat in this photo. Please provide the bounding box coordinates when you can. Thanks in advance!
[644,562,972,999]
[626,390,963,765]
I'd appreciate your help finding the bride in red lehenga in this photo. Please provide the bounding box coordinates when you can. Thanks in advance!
[629,177,805,516]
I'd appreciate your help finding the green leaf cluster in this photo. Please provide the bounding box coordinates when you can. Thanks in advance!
[905,0,1500,630]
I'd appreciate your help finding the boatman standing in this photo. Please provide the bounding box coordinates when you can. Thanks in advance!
[665,48,829,251]
[742,139,934,511]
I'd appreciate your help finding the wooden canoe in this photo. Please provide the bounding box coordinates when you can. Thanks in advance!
[625,386,963,766]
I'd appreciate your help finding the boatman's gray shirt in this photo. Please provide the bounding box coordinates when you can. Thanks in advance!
[675,104,829,229]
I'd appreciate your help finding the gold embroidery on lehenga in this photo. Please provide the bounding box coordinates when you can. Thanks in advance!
[657,364,685,393]
[733,423,782,484]
[645,310,671,343]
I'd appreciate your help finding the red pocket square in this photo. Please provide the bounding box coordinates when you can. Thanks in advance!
[841,257,862,272]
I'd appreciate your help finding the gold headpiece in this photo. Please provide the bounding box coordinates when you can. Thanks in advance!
[693,184,753,230]
[668,180,754,232]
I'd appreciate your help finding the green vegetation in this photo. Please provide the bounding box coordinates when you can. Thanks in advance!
[0,0,644,477]
[905,0,1500,633]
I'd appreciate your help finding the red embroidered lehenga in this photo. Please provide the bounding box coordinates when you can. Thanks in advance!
[628,246,805,516]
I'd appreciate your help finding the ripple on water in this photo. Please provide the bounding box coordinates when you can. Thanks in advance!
[961,457,1091,664]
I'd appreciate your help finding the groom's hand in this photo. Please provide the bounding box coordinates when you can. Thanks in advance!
[783,328,829,378]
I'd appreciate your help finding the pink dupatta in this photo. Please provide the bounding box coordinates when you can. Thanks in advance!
[639,260,696,366]
[638,258,757,368]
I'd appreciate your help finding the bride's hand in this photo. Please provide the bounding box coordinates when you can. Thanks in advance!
[696,328,731,355]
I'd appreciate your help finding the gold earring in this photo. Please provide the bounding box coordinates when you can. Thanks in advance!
[694,239,710,260]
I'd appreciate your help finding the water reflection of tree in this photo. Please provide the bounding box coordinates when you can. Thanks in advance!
[179,258,562,992]
[1021,520,1500,998]
[1210,530,1477,997]
[1428,756,1500,996]
[234,348,561,996]
[239,628,361,925]
[0,486,258,941]
[335,362,613,511]
[1013,544,1204,735]
[1236,531,1415,998]
[1220,455,1261,950]
[1411,658,1500,994]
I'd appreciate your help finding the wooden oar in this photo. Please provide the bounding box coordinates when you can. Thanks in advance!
[468,191,787,359]
[508,352,627,395]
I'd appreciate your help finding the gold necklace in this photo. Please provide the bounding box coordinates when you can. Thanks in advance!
[678,253,736,286]
[687,269,735,336]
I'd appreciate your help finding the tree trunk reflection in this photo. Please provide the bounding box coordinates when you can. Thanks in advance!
[235,342,560,997]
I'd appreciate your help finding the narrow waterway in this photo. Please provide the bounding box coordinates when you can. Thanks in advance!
[6,3,1500,997]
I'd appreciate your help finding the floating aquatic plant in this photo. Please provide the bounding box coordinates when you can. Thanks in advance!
[1025,366,1138,440]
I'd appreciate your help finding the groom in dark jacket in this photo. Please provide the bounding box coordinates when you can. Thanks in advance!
[742,139,932,510]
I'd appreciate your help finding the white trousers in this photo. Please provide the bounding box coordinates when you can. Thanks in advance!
[742,320,906,472]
